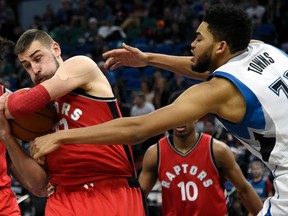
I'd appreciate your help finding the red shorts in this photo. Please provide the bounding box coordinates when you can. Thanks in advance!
[45,178,147,216]
[0,187,21,216]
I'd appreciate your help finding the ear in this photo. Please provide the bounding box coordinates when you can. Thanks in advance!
[51,42,62,57]
[215,41,228,54]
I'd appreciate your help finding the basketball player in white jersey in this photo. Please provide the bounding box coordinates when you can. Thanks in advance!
[19,4,288,215]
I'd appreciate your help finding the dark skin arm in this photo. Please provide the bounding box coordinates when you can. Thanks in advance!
[102,43,210,80]
[0,94,49,197]
[138,144,158,197]
[213,139,263,215]
[30,77,246,158]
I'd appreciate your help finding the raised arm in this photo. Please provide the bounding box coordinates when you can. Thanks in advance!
[213,139,262,215]
[139,144,158,197]
[102,43,210,80]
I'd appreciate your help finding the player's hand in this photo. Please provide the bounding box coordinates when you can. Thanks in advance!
[46,183,55,197]
[30,134,61,159]
[102,43,148,70]
[0,93,11,140]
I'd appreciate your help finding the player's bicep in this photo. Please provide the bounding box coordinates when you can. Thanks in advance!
[139,144,158,197]
[214,140,247,188]
[41,56,97,99]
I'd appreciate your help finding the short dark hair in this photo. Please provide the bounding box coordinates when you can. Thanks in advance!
[203,4,252,53]
[15,29,54,55]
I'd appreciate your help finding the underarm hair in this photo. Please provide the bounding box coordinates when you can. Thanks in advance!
[8,85,51,118]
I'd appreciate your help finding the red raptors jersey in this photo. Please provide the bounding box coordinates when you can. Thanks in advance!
[46,89,135,187]
[158,133,227,216]
[0,85,11,189]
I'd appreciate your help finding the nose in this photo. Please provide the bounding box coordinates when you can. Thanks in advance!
[191,40,196,49]
[31,62,40,74]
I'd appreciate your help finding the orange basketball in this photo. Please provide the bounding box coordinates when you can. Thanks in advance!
[9,102,57,142]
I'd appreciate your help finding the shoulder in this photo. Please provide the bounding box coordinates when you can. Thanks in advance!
[212,138,235,168]
[65,55,96,66]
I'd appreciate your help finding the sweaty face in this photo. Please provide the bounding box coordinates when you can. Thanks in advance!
[18,40,60,84]
[190,22,215,73]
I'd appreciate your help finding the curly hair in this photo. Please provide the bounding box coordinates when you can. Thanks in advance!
[203,4,252,53]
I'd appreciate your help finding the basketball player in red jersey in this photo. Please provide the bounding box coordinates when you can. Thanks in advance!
[0,29,147,216]
[139,91,262,216]
[0,38,21,216]
[0,85,21,216]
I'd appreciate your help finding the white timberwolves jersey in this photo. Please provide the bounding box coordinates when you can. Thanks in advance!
[210,43,288,174]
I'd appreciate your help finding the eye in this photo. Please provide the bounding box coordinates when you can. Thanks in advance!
[23,64,31,70]
[35,57,41,63]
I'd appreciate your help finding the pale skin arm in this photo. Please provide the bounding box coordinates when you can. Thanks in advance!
[213,139,262,215]
[31,77,246,159]
[102,43,210,80]
[5,56,113,118]
[0,94,49,197]
[138,144,158,197]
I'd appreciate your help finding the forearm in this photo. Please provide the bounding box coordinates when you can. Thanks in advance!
[3,135,49,195]
[237,187,263,215]
[146,53,209,80]
[6,85,51,119]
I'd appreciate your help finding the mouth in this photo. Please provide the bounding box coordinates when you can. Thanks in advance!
[37,77,46,83]
[176,126,186,132]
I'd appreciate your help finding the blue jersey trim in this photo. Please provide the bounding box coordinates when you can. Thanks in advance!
[211,72,266,139]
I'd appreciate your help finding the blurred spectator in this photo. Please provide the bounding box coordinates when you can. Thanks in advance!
[169,73,193,92]
[248,160,273,202]
[73,0,93,22]
[90,0,113,26]
[56,0,74,26]
[0,0,16,38]
[41,4,58,31]
[140,80,154,103]
[98,15,127,41]
[153,77,170,109]
[245,0,266,28]
[130,91,155,116]
[82,17,98,44]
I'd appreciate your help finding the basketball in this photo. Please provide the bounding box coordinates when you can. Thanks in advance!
[9,102,57,142]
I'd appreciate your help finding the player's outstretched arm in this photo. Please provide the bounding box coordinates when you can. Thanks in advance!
[139,144,158,197]
[102,43,210,80]
[213,139,263,215]
[0,94,49,197]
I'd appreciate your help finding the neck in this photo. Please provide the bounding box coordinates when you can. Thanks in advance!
[173,132,199,154]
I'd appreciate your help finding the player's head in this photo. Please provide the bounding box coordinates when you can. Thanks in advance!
[15,29,62,84]
[203,4,252,53]
[190,4,252,73]
[168,91,196,137]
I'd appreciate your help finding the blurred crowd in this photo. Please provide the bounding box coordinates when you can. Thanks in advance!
[0,0,285,215]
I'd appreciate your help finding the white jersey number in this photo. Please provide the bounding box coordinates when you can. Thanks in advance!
[53,118,69,131]
[178,181,198,201]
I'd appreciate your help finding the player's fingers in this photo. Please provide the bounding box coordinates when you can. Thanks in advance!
[122,43,137,53]
[109,61,123,71]
[102,49,122,59]
[0,93,8,111]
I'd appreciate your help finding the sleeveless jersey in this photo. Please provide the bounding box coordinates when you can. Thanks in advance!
[0,85,11,189]
[158,133,227,216]
[209,43,288,174]
[46,89,135,187]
